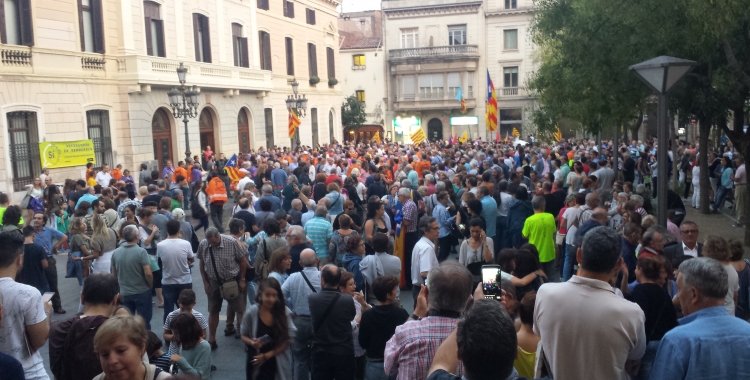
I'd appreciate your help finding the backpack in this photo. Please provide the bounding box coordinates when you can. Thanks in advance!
[424,194,438,216]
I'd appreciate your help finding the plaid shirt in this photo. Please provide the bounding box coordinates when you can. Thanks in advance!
[384,316,463,380]
[402,199,418,233]
[196,235,245,282]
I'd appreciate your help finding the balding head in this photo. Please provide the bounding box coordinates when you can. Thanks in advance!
[286,225,305,245]
[585,193,599,208]
[315,205,328,218]
[591,207,609,225]
[291,198,302,210]
[300,248,317,267]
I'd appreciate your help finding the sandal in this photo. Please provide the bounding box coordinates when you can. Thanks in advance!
[210,341,218,350]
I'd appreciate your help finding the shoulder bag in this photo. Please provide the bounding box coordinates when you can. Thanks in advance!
[19,188,32,209]
[312,293,341,342]
[209,246,240,300]
[300,271,317,293]
[138,224,160,272]
[254,239,270,280]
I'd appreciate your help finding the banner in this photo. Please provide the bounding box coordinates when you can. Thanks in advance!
[288,108,301,138]
[39,140,96,169]
[410,128,427,145]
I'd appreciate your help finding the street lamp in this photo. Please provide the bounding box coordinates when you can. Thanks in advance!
[168,62,200,162]
[285,78,307,149]
[630,56,696,227]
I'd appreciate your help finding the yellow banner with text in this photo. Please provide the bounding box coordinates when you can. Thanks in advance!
[39,140,96,169]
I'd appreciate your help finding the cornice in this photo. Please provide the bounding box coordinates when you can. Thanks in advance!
[486,7,534,17]
[384,2,483,18]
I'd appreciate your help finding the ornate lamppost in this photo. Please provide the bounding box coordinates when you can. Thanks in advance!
[167,62,200,162]
[285,78,307,148]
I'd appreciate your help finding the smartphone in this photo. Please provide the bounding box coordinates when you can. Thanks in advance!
[481,265,501,300]
[258,334,272,345]
[42,292,55,304]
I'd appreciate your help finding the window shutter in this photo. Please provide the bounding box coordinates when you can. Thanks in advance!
[155,20,166,57]
[92,0,105,53]
[201,16,211,63]
[259,31,272,70]
[0,0,7,44]
[193,14,201,61]
[78,0,86,51]
[285,37,294,76]
[19,0,34,46]
[240,37,249,68]
[289,2,294,18]
[327,47,335,79]
[145,17,153,55]
[308,43,317,77]
[312,10,316,24]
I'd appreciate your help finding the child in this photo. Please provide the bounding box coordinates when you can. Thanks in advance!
[56,203,70,251]
[169,313,212,379]
[514,291,540,379]
[163,289,208,355]
[147,331,172,372]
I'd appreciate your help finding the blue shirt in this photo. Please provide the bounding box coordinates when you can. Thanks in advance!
[480,195,498,238]
[271,168,288,188]
[34,227,64,257]
[648,306,750,380]
[281,267,322,316]
[407,170,419,189]
[721,167,734,189]
[254,194,282,212]
[432,202,454,238]
[304,216,333,259]
[325,191,344,215]
[75,193,98,211]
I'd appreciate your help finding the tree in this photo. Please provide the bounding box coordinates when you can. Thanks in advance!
[341,95,367,129]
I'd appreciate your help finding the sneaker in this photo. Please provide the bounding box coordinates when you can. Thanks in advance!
[733,223,745,227]
[224,325,236,336]
[54,308,66,314]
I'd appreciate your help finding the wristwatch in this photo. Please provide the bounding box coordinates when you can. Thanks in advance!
[411,313,421,321]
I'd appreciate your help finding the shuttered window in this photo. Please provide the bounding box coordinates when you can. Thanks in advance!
[307,43,317,77]
[285,37,294,76]
[306,8,316,25]
[326,47,335,79]
[283,0,294,18]
[257,0,269,10]
[144,1,165,57]
[232,23,249,68]
[7,111,40,192]
[264,108,274,148]
[259,31,272,70]
[78,0,105,53]
[87,110,113,171]
[192,13,211,63]
[0,0,34,46]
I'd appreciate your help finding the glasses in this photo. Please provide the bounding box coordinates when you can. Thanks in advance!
[681,230,698,234]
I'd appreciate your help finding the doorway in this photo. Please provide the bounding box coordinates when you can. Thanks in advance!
[238,108,251,153]
[199,108,216,158]
[152,108,173,171]
[428,118,443,141]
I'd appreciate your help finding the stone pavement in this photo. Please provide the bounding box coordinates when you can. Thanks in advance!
[684,205,750,258]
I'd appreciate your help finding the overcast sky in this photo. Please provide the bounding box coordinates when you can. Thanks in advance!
[340,0,381,12]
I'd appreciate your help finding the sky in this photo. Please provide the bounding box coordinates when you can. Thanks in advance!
[339,0,381,12]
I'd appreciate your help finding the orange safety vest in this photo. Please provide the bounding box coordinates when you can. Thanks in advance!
[206,177,228,204]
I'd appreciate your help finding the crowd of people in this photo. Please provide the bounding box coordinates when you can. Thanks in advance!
[1,135,750,380]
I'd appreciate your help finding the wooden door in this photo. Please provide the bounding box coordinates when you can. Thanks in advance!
[152,108,173,171]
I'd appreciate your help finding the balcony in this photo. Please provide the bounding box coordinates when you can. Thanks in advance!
[116,55,273,93]
[393,95,477,112]
[498,87,532,98]
[388,44,479,63]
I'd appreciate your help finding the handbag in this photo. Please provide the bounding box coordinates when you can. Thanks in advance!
[209,246,240,300]
[555,232,566,245]
[19,189,32,209]
[254,239,270,281]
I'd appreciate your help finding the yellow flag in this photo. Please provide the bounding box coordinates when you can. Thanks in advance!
[553,126,563,142]
[410,128,427,145]
[373,131,381,144]
[512,128,520,138]
[458,131,469,143]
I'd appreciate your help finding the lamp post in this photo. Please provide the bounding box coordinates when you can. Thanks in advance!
[168,62,200,162]
[630,56,696,227]
[285,78,307,149]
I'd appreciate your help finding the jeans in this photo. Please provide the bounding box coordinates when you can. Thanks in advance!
[194,215,209,232]
[45,256,62,310]
[180,186,190,209]
[247,280,256,305]
[634,340,661,380]
[365,360,395,380]
[65,251,84,286]
[540,259,557,282]
[162,283,192,323]
[437,236,452,262]
[563,244,577,281]
[312,351,355,380]
[735,185,746,223]
[496,215,508,254]
[713,185,731,210]
[293,316,313,380]
[122,290,153,330]
[210,203,225,233]
[404,231,419,288]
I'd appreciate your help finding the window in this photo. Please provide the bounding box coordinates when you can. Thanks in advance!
[400,28,418,48]
[283,0,294,18]
[505,0,517,9]
[504,67,518,87]
[326,47,335,79]
[307,43,317,77]
[232,23,249,68]
[418,73,444,99]
[257,0,269,10]
[447,72,460,98]
[402,75,415,100]
[356,90,365,102]
[78,0,105,53]
[353,54,365,68]
[144,1,165,57]
[448,25,466,46]
[87,110,113,170]
[311,108,319,147]
[285,37,294,75]
[468,71,474,97]
[192,13,211,62]
[504,29,518,50]
[259,31,271,70]
[7,111,40,192]
[0,0,34,46]
[306,8,316,25]
[264,108,274,148]
[500,108,522,137]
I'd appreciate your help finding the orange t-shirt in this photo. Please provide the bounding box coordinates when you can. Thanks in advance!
[414,160,430,178]
[347,164,362,177]
[173,166,188,183]
[111,168,122,181]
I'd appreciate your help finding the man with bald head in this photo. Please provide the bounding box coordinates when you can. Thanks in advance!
[281,248,321,380]
[575,207,610,248]
[578,192,600,226]
[289,198,304,226]
[286,225,313,273]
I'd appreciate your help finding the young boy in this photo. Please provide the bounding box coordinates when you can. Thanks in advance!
[18,225,48,294]
[163,289,208,355]
[146,331,172,372]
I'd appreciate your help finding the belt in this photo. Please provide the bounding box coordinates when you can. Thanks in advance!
[367,358,384,362]
[735,183,746,186]
[295,314,311,318]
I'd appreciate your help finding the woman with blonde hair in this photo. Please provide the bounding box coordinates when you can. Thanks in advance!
[703,235,740,316]
[93,315,172,380]
[89,214,118,274]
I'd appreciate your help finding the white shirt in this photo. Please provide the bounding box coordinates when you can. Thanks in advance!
[692,165,701,186]
[95,171,113,188]
[553,168,564,181]
[411,237,438,285]
[156,238,195,284]
[724,263,740,316]
[0,278,49,380]
[237,176,254,193]
[682,242,699,258]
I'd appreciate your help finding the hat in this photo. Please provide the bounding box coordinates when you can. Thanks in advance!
[103,209,118,227]
[172,208,185,221]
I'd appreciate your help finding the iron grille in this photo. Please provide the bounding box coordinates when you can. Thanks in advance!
[87,110,113,170]
[7,111,41,192]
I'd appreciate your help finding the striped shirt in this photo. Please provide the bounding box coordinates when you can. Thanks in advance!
[164,309,209,355]
[304,217,333,259]
[402,200,418,233]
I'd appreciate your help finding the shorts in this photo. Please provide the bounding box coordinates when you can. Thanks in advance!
[207,279,247,314]
[152,270,162,289]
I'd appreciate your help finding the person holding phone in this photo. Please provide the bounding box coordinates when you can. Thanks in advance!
[241,278,295,380]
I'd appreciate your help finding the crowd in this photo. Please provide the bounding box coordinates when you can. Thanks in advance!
[1,135,750,380]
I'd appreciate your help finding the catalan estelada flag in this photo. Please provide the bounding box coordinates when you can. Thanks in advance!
[224,154,241,191]
[486,70,498,132]
[288,108,301,138]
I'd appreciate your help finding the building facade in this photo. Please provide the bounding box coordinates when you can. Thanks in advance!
[486,0,537,139]
[338,10,385,143]
[382,0,486,143]
[0,0,342,199]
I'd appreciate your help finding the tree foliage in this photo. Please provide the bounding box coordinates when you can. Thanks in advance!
[341,95,367,129]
